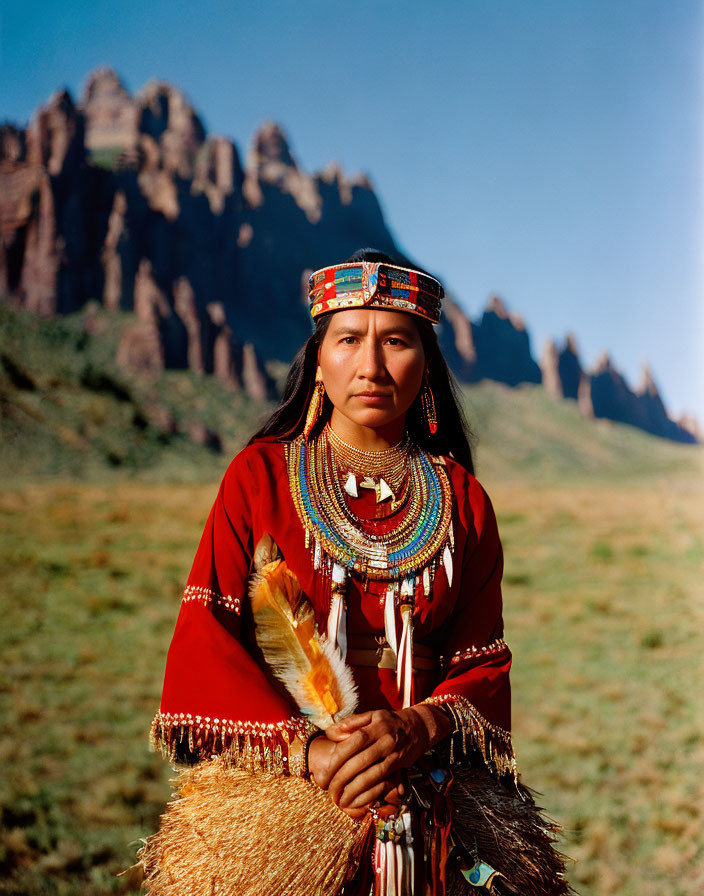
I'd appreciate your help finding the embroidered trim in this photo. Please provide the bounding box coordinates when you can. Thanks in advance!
[182,585,241,614]
[308,262,444,324]
[150,711,316,777]
[423,694,517,781]
[444,638,509,667]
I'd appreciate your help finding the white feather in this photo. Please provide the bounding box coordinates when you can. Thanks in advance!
[403,813,414,895]
[313,539,321,569]
[397,604,413,708]
[443,544,453,588]
[327,591,347,659]
[384,587,398,657]
[385,841,395,896]
[396,843,404,895]
[379,840,387,896]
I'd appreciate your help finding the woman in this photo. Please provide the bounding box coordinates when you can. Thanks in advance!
[147,249,570,895]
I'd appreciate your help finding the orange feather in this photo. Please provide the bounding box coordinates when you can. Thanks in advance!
[249,536,357,728]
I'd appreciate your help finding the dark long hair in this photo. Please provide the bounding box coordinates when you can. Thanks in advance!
[249,249,475,473]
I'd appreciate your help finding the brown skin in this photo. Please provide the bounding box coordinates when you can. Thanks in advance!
[308,706,452,818]
[316,307,426,450]
[308,308,453,817]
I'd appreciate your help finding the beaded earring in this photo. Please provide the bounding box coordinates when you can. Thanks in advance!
[304,374,326,440]
[420,375,438,435]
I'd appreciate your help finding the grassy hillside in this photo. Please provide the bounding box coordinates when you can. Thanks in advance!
[0,303,267,482]
[2,302,700,485]
[463,380,701,485]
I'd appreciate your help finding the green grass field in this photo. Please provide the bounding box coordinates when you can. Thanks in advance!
[1,453,702,894]
[1,306,703,894]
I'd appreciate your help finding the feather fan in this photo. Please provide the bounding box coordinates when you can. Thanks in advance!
[445,764,575,896]
[249,533,358,729]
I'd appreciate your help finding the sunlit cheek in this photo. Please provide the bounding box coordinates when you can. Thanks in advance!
[329,352,355,377]
[320,350,357,403]
[392,354,425,399]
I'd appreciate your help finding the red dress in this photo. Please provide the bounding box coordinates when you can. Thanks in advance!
[152,437,514,776]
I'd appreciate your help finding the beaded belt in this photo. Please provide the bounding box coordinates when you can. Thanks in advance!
[345,635,438,672]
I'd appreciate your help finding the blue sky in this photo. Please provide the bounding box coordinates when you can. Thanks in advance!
[2,0,702,421]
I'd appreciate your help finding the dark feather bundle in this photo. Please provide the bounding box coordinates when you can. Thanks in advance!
[445,762,576,896]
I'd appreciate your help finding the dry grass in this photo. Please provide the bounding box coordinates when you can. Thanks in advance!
[486,469,704,896]
[0,461,702,894]
[0,481,216,894]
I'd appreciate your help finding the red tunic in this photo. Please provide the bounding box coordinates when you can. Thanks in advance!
[151,438,514,774]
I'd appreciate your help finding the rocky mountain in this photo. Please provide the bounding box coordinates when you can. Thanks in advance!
[539,337,700,443]
[0,67,699,443]
[439,294,541,387]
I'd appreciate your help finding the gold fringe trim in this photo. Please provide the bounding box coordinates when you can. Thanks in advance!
[137,758,370,896]
[182,584,240,613]
[149,711,316,776]
[423,694,518,781]
[443,637,510,667]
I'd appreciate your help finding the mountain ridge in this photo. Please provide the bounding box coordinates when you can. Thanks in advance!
[0,66,699,444]
[2,301,700,483]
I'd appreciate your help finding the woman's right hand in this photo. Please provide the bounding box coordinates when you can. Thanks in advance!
[307,732,404,819]
[312,706,446,814]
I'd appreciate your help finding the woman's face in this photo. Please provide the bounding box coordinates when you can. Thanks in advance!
[317,308,426,442]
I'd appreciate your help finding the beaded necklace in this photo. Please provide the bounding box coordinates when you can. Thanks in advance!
[285,426,455,709]
[286,427,454,593]
[326,426,409,498]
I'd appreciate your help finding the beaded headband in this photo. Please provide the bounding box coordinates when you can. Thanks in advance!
[308,262,444,324]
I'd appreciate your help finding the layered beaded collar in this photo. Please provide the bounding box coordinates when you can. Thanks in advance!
[285,426,455,707]
[285,427,454,593]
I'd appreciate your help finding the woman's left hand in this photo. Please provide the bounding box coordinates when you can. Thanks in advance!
[317,705,451,810]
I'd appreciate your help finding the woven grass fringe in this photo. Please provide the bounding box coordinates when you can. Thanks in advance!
[137,757,370,896]
[446,764,577,896]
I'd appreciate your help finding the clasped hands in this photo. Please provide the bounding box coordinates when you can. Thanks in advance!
[307,705,452,819]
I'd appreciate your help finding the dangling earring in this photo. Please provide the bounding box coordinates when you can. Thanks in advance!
[304,373,325,440]
[420,374,437,435]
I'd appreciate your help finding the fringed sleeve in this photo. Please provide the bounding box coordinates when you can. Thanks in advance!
[424,472,516,780]
[152,446,315,776]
